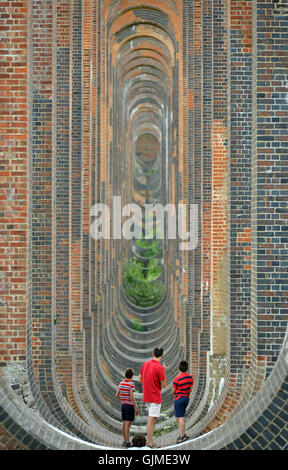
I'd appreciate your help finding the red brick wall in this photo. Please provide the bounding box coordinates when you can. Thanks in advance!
[0,1,28,363]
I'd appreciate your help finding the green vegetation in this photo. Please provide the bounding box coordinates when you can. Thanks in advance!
[154,420,178,437]
[124,258,162,284]
[123,226,165,307]
[133,318,144,331]
[123,257,165,307]
[123,279,165,307]
[135,238,161,257]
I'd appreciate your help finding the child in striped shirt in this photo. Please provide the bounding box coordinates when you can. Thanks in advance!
[172,361,194,444]
[116,368,139,447]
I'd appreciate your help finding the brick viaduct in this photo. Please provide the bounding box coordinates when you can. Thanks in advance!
[0,0,287,450]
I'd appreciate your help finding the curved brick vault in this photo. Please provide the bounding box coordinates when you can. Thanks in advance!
[0,0,288,450]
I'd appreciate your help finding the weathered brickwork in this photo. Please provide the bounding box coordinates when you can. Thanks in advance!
[252,1,288,378]
[0,0,28,364]
[0,0,287,450]
[203,0,254,429]
[54,0,71,390]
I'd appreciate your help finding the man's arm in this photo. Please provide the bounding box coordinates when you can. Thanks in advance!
[138,364,144,383]
[115,388,120,399]
[160,363,167,388]
[160,379,167,389]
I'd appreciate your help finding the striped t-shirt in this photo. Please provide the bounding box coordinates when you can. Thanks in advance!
[118,379,135,405]
[172,372,193,401]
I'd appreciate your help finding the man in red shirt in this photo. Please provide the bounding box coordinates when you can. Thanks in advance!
[172,360,194,443]
[138,347,167,448]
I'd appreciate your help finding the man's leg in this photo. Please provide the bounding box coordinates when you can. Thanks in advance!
[147,416,157,446]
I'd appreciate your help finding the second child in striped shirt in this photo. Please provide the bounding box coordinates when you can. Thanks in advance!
[172,360,194,444]
[116,368,139,448]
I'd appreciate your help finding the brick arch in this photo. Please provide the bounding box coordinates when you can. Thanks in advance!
[1,0,287,450]
[111,29,176,66]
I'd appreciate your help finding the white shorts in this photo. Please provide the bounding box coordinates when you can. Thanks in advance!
[147,402,161,418]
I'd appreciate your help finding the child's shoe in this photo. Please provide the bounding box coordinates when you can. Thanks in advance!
[123,441,132,448]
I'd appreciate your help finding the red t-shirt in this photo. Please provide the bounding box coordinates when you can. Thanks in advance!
[172,372,193,400]
[140,359,166,404]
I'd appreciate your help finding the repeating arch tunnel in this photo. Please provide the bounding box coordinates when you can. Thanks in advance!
[0,0,288,451]
[96,3,183,433]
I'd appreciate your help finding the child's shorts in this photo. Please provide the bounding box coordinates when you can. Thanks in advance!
[174,396,189,418]
[121,404,135,422]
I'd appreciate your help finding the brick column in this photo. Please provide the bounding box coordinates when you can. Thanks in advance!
[211,0,229,357]
[229,0,253,379]
[251,0,288,378]
[0,0,28,364]
[54,0,71,390]
[30,0,54,392]
[69,0,82,350]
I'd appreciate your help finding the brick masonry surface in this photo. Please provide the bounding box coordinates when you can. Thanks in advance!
[0,0,287,450]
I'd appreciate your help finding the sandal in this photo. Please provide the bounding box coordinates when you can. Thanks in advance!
[176,434,188,444]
